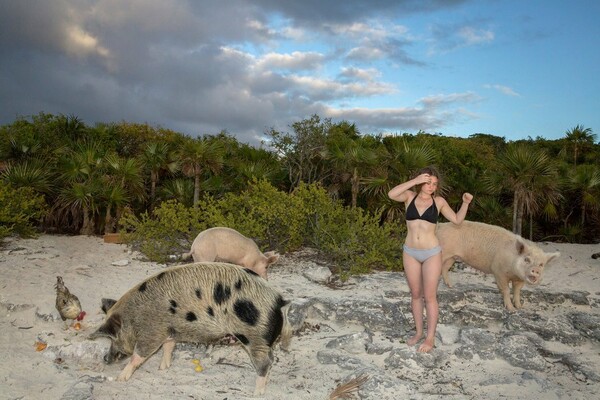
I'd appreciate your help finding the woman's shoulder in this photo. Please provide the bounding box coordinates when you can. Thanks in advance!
[434,196,449,207]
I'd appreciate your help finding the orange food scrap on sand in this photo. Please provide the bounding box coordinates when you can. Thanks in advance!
[35,341,47,352]
[73,322,82,330]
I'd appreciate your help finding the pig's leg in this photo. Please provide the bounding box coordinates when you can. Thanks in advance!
[512,280,525,309]
[440,255,455,287]
[159,339,176,370]
[118,338,165,381]
[249,346,274,396]
[117,353,146,381]
[494,273,516,311]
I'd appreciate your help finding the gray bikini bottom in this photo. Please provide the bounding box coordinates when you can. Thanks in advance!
[403,244,442,263]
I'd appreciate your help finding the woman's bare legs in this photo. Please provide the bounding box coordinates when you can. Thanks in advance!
[403,252,442,352]
[419,253,442,352]
[403,252,424,346]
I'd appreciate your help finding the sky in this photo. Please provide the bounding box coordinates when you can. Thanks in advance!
[1,0,599,146]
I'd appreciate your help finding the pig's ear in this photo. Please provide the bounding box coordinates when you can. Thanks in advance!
[546,252,560,264]
[264,251,280,265]
[89,313,122,340]
[515,239,526,255]
[101,298,117,314]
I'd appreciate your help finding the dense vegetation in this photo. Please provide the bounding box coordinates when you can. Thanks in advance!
[1,113,598,272]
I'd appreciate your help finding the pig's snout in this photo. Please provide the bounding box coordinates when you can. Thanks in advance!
[104,350,127,364]
[526,267,542,284]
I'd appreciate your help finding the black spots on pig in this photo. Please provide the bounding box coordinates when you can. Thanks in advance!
[169,299,178,314]
[264,296,287,347]
[167,326,178,338]
[214,283,231,305]
[195,288,202,299]
[207,307,214,317]
[235,279,243,291]
[186,312,197,322]
[243,268,259,277]
[138,281,148,292]
[234,333,249,345]
[234,300,260,326]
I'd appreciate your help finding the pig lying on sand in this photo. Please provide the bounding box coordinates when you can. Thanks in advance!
[89,262,292,396]
[182,227,280,279]
[437,221,560,311]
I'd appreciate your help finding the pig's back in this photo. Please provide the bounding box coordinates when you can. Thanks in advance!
[113,262,282,340]
[438,221,516,270]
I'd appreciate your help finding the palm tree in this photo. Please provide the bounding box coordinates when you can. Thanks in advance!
[178,137,224,206]
[159,178,195,207]
[103,154,146,233]
[1,160,54,194]
[140,142,178,210]
[325,136,378,208]
[485,144,560,236]
[54,141,105,235]
[567,165,600,227]
[564,125,596,167]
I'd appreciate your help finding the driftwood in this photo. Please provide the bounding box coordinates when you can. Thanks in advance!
[329,374,369,399]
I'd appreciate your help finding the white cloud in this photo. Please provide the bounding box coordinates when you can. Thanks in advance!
[484,84,520,97]
[457,26,494,46]
[256,51,325,71]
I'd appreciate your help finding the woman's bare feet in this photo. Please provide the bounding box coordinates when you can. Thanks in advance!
[406,333,422,346]
[417,337,435,352]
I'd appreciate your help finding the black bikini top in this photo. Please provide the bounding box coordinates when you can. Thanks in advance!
[405,196,438,224]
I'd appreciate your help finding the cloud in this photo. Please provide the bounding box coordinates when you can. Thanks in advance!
[0,0,478,145]
[256,51,325,71]
[325,91,482,133]
[483,84,521,97]
[428,21,495,54]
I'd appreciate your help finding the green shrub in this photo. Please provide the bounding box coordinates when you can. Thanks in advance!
[120,200,206,263]
[0,184,47,241]
[194,179,305,253]
[293,183,404,278]
[120,180,405,275]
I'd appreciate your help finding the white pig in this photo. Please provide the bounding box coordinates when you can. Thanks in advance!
[437,221,560,311]
[182,227,279,279]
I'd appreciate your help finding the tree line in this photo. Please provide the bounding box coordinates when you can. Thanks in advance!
[1,112,598,243]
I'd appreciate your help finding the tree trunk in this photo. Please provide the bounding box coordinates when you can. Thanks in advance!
[104,205,113,234]
[193,172,201,206]
[512,192,519,234]
[80,206,94,235]
[351,167,359,209]
[516,201,524,236]
[150,171,157,211]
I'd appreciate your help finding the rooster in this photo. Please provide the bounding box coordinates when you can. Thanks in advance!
[55,276,83,327]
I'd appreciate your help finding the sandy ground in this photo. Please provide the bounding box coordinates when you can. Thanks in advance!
[0,235,599,400]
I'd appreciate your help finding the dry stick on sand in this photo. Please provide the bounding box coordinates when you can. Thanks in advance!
[329,374,369,399]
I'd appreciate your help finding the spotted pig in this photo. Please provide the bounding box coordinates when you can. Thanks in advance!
[89,262,292,396]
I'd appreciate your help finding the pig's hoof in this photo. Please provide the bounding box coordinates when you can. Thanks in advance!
[116,372,131,382]
[159,360,171,370]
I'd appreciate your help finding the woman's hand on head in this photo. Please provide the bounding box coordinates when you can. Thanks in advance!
[463,193,473,204]
[417,173,431,184]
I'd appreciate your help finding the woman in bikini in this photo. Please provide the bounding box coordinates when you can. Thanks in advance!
[388,166,473,352]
